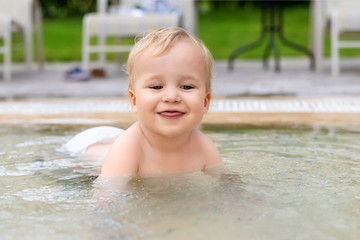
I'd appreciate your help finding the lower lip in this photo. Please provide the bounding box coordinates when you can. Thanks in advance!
[159,112,184,119]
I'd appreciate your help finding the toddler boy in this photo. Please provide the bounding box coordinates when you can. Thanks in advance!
[67,27,222,177]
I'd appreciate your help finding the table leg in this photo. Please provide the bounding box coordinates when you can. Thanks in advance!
[228,6,267,71]
[228,1,314,72]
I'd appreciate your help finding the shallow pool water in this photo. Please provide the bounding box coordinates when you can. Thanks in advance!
[0,125,359,239]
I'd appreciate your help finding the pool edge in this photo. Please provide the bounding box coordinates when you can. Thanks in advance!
[1,97,360,131]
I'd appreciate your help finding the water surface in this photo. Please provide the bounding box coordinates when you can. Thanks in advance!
[0,125,359,239]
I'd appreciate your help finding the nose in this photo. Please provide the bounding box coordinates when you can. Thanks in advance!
[162,87,181,103]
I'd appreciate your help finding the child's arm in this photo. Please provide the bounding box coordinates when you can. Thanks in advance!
[202,134,222,168]
[100,133,139,178]
[205,146,222,169]
[202,135,223,180]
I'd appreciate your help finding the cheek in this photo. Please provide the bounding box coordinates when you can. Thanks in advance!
[190,96,207,112]
[136,94,156,111]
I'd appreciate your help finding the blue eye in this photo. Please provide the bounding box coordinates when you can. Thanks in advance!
[181,85,194,90]
[150,86,162,90]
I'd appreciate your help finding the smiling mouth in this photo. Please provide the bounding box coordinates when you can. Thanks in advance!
[158,111,185,119]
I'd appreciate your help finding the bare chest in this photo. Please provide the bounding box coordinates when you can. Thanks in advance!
[138,150,206,175]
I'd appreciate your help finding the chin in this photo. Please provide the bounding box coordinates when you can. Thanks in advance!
[158,127,193,138]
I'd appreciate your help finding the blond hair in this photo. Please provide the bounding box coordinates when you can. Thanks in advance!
[127,27,213,92]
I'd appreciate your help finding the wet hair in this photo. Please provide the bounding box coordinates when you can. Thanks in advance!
[127,27,213,92]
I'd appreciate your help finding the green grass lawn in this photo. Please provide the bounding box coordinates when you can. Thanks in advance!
[42,18,83,61]
[199,5,313,59]
[2,17,84,62]
[5,4,360,62]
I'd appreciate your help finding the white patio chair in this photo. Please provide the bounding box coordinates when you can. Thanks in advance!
[82,0,197,71]
[325,0,360,76]
[0,15,11,81]
[0,0,43,81]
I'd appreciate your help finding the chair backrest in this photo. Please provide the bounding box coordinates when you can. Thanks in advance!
[96,0,197,34]
[323,0,360,31]
[0,0,33,29]
[324,0,360,18]
[0,14,11,38]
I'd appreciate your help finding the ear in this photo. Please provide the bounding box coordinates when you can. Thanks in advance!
[128,89,138,114]
[203,92,211,114]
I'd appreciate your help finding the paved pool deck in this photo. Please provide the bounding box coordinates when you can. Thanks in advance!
[1,58,360,98]
[1,58,360,130]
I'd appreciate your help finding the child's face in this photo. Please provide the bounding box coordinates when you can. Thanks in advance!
[129,39,211,138]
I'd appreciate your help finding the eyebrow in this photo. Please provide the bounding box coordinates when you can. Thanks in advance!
[144,75,164,82]
[180,74,203,82]
[144,74,202,82]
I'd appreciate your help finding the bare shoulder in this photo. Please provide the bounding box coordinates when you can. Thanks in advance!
[100,123,143,178]
[194,130,222,168]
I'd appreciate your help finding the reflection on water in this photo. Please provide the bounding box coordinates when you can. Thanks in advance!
[90,171,259,239]
[0,125,359,239]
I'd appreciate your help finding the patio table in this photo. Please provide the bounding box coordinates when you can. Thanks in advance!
[228,0,314,72]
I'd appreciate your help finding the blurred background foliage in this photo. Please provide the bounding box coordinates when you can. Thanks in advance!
[9,0,357,62]
[38,0,310,18]
[38,0,95,18]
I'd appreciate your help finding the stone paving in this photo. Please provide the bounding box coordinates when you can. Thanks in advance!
[1,58,360,99]
[0,58,360,129]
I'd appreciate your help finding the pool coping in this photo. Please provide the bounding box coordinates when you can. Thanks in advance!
[1,97,360,131]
